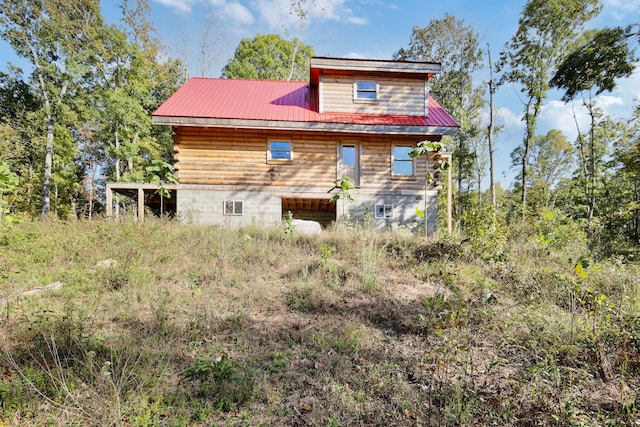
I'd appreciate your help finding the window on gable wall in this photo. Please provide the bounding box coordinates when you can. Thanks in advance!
[392,146,415,176]
[354,80,377,100]
[268,140,292,161]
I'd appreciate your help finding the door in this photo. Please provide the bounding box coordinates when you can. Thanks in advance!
[338,142,360,187]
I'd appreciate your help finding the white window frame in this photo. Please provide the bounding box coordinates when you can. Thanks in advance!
[354,80,378,101]
[268,140,293,161]
[224,200,244,216]
[392,145,416,177]
[375,204,394,219]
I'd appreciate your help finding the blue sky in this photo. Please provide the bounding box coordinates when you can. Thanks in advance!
[2,0,639,188]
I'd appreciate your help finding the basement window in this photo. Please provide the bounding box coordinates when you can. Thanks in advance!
[354,80,377,101]
[375,204,393,219]
[224,200,244,216]
[268,140,292,161]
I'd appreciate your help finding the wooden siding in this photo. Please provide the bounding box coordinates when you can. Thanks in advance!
[173,127,426,192]
[321,74,426,116]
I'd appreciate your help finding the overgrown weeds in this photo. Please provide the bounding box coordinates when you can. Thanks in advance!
[0,218,638,425]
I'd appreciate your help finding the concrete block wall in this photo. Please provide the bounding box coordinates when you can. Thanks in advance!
[176,185,439,234]
[338,191,438,233]
[177,186,282,227]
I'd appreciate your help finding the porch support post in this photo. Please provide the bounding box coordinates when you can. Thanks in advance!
[138,187,145,222]
[106,184,113,218]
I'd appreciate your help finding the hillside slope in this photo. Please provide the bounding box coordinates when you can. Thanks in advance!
[0,220,638,426]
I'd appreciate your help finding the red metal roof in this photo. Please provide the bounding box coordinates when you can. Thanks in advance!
[153,77,460,130]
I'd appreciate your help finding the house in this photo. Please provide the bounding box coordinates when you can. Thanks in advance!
[116,57,459,231]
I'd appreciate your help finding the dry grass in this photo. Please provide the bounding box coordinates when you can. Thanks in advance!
[0,219,638,426]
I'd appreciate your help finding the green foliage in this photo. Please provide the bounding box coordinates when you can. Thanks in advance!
[498,0,601,210]
[0,161,18,223]
[183,353,255,411]
[551,26,637,102]
[282,210,294,235]
[145,159,179,198]
[462,205,508,261]
[222,33,314,81]
[0,0,183,219]
[328,176,356,203]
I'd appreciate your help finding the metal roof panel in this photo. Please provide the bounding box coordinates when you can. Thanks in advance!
[153,77,459,129]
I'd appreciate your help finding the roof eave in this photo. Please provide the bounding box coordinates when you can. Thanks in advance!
[152,116,459,136]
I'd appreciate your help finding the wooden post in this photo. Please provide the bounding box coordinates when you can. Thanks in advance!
[437,153,453,235]
[138,187,145,222]
[105,184,113,218]
[446,153,452,235]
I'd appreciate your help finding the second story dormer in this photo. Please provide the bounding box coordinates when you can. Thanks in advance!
[309,57,440,116]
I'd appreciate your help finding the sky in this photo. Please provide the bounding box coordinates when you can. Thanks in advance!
[2,0,639,188]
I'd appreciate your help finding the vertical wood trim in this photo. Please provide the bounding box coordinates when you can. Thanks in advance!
[138,187,145,222]
[319,75,324,113]
[424,80,429,117]
[445,153,452,234]
[105,184,112,218]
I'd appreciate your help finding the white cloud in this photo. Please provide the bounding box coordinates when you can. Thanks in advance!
[253,0,293,29]
[495,106,524,131]
[347,16,368,25]
[343,51,366,59]
[153,0,197,13]
[597,95,624,109]
[538,100,585,141]
[205,0,254,25]
[223,2,254,24]
[253,0,368,29]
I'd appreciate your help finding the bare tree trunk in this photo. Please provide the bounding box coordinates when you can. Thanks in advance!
[487,44,496,208]
[520,96,541,218]
[42,116,54,217]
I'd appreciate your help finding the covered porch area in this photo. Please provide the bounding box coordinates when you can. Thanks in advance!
[105,182,177,222]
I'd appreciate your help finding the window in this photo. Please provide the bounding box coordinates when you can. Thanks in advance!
[268,140,292,161]
[224,200,244,216]
[338,143,360,187]
[375,204,393,219]
[392,146,415,176]
[354,80,377,100]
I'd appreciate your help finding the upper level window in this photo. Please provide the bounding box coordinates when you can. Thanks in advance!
[392,146,415,176]
[354,80,377,101]
[268,140,292,161]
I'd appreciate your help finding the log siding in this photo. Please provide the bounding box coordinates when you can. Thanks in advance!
[173,127,427,192]
[321,74,426,116]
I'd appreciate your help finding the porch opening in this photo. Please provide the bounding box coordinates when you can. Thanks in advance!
[281,197,336,228]
[106,183,177,221]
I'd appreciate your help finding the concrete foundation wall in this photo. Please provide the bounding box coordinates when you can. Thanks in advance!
[176,184,438,233]
[176,186,282,227]
[337,191,438,233]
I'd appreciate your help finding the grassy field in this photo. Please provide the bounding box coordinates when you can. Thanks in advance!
[0,219,638,426]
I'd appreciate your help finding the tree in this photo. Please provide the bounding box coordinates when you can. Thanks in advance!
[551,26,637,247]
[485,44,502,208]
[409,141,450,239]
[510,129,573,210]
[0,0,103,217]
[551,27,637,103]
[0,161,19,223]
[498,0,601,216]
[222,33,314,81]
[394,14,484,227]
